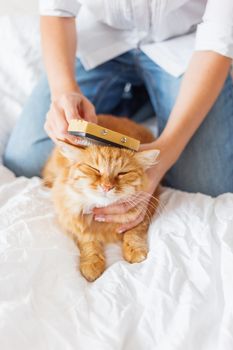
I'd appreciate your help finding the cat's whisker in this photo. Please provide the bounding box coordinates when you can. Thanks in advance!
[123,198,145,219]
[139,191,167,214]
[145,201,164,219]
[135,196,165,219]
[138,197,161,214]
[124,198,153,225]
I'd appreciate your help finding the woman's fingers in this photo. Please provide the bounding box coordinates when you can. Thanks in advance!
[45,107,69,143]
[93,192,152,231]
[60,92,97,123]
[94,193,150,225]
[117,211,146,233]
[81,98,97,123]
[45,100,80,144]
[94,205,145,225]
[93,200,133,216]
[51,103,68,134]
[94,214,126,223]
[93,192,149,216]
[44,119,59,144]
[44,91,97,145]
[62,96,81,121]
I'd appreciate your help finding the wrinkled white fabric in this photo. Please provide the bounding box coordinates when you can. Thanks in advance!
[1,16,233,350]
[0,167,233,350]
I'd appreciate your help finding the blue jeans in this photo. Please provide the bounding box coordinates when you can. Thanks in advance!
[3,50,233,196]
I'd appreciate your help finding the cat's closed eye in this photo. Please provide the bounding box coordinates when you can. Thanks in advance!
[118,171,137,177]
[84,164,101,174]
[118,171,129,176]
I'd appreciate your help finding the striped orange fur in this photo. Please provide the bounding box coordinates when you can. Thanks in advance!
[42,115,160,281]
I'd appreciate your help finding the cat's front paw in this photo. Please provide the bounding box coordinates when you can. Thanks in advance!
[123,245,148,264]
[80,256,105,282]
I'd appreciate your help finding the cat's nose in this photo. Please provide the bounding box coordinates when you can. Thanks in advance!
[101,183,114,192]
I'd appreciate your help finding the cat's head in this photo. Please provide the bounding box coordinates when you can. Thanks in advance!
[59,142,160,207]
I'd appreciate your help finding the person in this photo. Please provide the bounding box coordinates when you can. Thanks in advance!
[3,0,233,232]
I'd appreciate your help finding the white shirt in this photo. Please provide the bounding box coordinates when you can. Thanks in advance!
[39,0,233,77]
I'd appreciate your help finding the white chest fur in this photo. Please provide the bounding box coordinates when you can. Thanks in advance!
[64,185,118,215]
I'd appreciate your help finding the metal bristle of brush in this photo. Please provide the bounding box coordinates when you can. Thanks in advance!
[74,136,108,148]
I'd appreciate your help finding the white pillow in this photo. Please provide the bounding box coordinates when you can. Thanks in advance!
[0,15,42,161]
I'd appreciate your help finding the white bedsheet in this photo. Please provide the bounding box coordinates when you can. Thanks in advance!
[0,16,233,350]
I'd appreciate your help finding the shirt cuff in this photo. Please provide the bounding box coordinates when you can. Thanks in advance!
[195,21,233,59]
[39,0,80,17]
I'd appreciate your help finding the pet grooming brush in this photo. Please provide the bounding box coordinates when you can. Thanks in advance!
[68,119,140,151]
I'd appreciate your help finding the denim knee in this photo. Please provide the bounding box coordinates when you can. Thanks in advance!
[3,74,52,177]
[3,140,53,178]
[4,145,34,177]
[164,75,233,197]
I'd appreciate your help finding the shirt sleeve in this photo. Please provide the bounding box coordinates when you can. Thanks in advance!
[39,0,81,17]
[195,0,233,59]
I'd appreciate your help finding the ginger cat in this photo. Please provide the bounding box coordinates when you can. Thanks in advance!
[43,115,160,282]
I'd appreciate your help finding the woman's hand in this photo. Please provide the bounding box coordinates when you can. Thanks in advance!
[93,171,160,233]
[93,137,175,233]
[44,90,97,145]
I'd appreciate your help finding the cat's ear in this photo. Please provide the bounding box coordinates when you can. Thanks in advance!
[135,149,160,169]
[57,141,85,162]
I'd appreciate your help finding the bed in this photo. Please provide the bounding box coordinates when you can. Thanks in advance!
[0,16,233,350]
